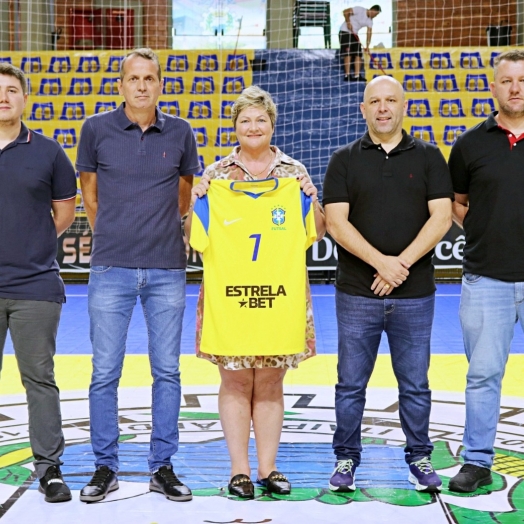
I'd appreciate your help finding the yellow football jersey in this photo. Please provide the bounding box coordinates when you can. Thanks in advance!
[190,177,317,356]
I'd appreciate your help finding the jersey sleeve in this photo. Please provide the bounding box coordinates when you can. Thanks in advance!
[301,192,317,250]
[52,145,77,201]
[189,195,210,253]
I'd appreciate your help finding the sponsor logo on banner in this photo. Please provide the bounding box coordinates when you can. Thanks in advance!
[58,221,466,273]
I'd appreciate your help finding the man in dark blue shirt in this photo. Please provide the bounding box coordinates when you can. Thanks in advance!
[0,63,76,503]
[77,48,200,503]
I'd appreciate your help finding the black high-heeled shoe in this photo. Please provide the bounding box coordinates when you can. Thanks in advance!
[228,474,255,499]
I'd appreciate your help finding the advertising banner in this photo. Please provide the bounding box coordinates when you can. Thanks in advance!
[58,220,465,273]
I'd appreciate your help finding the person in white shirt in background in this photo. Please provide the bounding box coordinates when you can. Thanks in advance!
[339,4,381,82]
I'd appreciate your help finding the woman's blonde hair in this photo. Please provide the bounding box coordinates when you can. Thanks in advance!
[231,85,277,129]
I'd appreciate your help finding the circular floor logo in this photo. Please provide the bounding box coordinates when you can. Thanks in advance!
[0,386,523,523]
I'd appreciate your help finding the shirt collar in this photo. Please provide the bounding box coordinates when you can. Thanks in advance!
[361,129,415,152]
[15,122,31,144]
[485,111,500,131]
[115,102,165,132]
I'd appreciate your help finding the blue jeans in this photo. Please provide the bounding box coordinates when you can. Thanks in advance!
[333,290,435,467]
[459,273,524,469]
[88,266,186,473]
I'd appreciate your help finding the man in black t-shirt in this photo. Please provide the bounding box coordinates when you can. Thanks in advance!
[0,63,76,502]
[447,49,524,494]
[323,76,453,493]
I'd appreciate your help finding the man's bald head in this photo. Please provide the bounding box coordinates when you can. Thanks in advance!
[363,75,405,103]
[360,75,407,144]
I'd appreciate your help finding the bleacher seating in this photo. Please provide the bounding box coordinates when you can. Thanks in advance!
[60,102,85,120]
[188,101,212,119]
[460,51,484,69]
[77,56,100,73]
[159,100,180,117]
[29,102,54,121]
[21,56,42,73]
[439,98,466,117]
[39,78,62,95]
[434,74,459,92]
[191,76,215,94]
[403,74,427,92]
[400,52,423,69]
[164,77,184,94]
[443,125,467,146]
[471,97,495,117]
[1,47,510,190]
[429,52,453,69]
[215,127,238,147]
[98,77,119,95]
[68,78,93,95]
[410,126,437,145]
[225,54,249,71]
[166,55,189,72]
[407,99,433,117]
[369,52,394,71]
[196,54,219,72]
[95,101,117,113]
[48,56,71,73]
[465,74,489,92]
[222,76,245,94]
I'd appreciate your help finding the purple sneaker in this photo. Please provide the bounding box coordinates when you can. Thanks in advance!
[329,459,356,492]
[408,457,442,492]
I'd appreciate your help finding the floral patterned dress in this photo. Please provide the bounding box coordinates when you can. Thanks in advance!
[195,145,317,370]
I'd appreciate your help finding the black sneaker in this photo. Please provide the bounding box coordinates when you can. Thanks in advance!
[343,74,350,82]
[38,465,72,503]
[357,75,367,82]
[150,465,193,502]
[448,464,492,493]
[79,465,119,502]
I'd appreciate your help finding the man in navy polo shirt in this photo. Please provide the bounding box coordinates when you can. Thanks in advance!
[323,76,453,493]
[0,63,76,502]
[77,48,199,503]
[448,49,524,493]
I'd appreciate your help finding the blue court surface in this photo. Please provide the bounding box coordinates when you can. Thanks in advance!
[4,282,524,355]
[2,282,524,524]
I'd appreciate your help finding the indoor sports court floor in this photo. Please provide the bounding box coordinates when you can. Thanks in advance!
[1,283,524,523]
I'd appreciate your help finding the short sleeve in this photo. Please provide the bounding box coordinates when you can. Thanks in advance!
[189,195,210,253]
[301,193,317,249]
[448,138,469,194]
[322,149,350,206]
[425,145,454,201]
[179,123,201,176]
[52,146,77,201]
[76,118,98,172]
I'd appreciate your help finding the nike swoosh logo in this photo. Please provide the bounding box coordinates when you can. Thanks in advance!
[224,218,242,226]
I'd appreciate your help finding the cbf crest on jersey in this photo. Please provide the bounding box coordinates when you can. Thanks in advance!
[272,206,286,226]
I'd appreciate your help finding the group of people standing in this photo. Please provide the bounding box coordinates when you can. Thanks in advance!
[0,46,523,504]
